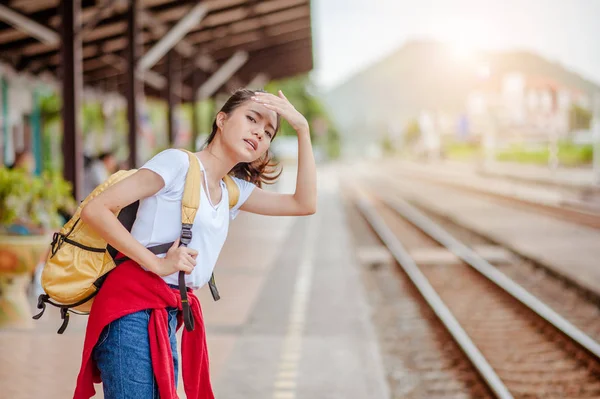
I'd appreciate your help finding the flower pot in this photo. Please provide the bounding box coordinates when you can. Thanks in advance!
[0,234,51,329]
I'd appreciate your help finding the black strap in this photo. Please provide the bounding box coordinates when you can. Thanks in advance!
[32,294,49,320]
[114,242,175,266]
[51,232,106,254]
[208,273,220,301]
[58,308,70,334]
[32,292,97,334]
[179,271,195,331]
[179,223,195,332]
[147,242,174,255]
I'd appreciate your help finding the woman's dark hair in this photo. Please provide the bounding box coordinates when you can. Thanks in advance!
[203,88,281,187]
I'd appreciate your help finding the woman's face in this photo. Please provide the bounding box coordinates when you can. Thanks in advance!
[218,101,278,163]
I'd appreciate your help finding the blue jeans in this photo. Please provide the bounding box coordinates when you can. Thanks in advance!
[93,307,179,398]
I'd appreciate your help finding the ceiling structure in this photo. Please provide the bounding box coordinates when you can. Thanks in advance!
[0,0,314,101]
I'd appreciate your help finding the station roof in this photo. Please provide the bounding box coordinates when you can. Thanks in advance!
[0,0,313,100]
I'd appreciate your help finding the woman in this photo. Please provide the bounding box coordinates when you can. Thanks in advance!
[74,89,316,398]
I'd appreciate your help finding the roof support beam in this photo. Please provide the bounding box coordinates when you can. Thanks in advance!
[100,53,167,91]
[59,0,83,201]
[140,7,245,90]
[191,68,202,148]
[79,0,125,38]
[245,73,269,89]
[166,50,176,145]
[197,51,248,101]
[138,2,207,72]
[0,3,59,45]
[126,0,139,168]
[9,10,184,95]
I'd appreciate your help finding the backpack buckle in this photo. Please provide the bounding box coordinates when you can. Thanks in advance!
[32,294,49,320]
[50,232,65,256]
[180,224,193,246]
[58,308,70,334]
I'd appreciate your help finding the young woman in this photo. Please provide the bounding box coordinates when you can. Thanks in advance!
[73,89,316,399]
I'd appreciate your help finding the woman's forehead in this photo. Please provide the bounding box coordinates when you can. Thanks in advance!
[240,102,277,126]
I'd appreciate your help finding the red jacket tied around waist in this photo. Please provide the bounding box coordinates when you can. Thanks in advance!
[73,260,214,399]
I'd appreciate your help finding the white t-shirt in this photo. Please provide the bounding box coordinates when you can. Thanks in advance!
[130,149,256,289]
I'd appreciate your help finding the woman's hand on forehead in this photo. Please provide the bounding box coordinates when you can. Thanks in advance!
[252,91,309,133]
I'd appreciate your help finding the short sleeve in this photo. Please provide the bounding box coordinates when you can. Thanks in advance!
[229,176,257,220]
[140,149,188,195]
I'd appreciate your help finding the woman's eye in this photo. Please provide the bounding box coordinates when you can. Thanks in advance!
[247,115,256,123]
[266,132,273,139]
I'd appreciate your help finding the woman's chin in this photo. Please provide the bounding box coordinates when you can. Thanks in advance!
[234,149,257,163]
[237,145,265,163]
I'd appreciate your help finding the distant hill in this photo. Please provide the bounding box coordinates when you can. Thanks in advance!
[324,40,600,150]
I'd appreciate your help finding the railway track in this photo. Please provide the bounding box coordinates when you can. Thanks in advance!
[382,164,600,230]
[345,179,600,398]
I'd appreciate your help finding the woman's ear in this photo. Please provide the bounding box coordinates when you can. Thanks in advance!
[216,112,226,129]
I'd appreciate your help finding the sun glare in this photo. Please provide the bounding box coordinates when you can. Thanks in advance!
[450,41,474,61]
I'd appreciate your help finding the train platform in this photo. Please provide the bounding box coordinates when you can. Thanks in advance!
[384,173,600,298]
[0,166,389,399]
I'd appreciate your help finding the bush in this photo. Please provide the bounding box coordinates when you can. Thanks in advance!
[495,142,593,166]
[0,168,76,234]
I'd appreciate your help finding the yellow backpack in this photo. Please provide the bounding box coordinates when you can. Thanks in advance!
[34,149,239,334]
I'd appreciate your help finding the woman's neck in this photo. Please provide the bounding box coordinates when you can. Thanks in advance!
[195,145,237,187]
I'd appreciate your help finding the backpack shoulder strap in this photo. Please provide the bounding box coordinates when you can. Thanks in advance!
[177,149,206,330]
[178,149,201,226]
[223,175,239,209]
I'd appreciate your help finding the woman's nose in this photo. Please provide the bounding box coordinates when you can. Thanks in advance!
[252,129,264,140]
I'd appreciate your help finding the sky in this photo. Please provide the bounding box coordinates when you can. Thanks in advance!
[311,0,600,91]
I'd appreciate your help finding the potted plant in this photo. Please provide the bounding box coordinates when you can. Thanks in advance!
[0,166,75,328]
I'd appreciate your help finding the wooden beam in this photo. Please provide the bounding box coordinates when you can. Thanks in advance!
[0,3,59,44]
[79,0,123,37]
[13,1,310,68]
[139,6,241,95]
[211,26,311,60]
[166,50,175,145]
[100,53,168,90]
[191,67,201,148]
[197,51,248,101]
[138,2,207,72]
[245,73,270,89]
[185,3,309,46]
[126,0,139,168]
[59,0,83,201]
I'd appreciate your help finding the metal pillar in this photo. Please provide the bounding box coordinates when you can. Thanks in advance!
[59,0,83,201]
[126,0,139,168]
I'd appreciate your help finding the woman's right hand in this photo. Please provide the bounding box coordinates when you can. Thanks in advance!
[153,238,198,276]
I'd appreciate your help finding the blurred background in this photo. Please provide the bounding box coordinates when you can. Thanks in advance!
[1,1,600,398]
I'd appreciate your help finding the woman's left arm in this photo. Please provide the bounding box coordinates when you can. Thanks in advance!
[240,91,317,217]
